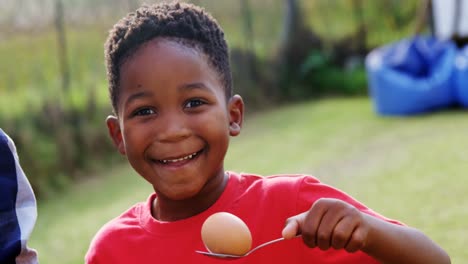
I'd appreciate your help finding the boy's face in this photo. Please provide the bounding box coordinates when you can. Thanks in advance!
[107,39,243,201]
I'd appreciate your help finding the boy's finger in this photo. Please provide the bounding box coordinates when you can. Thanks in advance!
[315,208,341,250]
[300,199,329,248]
[344,226,366,253]
[315,200,354,250]
[331,217,356,250]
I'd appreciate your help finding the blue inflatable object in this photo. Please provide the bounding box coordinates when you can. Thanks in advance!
[454,45,468,107]
[366,36,457,115]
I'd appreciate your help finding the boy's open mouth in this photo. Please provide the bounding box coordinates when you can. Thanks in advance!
[157,149,203,164]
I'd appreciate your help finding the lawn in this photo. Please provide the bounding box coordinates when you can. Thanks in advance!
[29,97,468,263]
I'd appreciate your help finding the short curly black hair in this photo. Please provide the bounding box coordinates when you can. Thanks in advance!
[104,1,232,113]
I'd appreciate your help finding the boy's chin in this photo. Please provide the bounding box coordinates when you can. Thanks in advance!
[156,186,202,201]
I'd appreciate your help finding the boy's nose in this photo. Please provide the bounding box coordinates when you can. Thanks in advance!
[156,113,191,142]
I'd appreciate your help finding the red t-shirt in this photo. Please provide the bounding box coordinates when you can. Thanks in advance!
[86,172,400,263]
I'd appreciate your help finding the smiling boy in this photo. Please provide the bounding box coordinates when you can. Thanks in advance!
[85,2,450,263]
[107,37,242,220]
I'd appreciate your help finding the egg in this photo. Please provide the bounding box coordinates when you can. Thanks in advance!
[201,212,252,256]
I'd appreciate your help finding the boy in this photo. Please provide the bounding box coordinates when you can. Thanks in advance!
[0,129,38,264]
[86,2,450,263]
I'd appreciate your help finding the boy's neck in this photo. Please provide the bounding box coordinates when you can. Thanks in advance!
[151,171,229,221]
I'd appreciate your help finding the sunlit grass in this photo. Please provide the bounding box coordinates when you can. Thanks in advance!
[30,97,468,263]
[30,161,151,264]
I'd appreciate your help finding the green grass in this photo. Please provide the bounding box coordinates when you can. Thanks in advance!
[30,160,152,264]
[30,97,468,263]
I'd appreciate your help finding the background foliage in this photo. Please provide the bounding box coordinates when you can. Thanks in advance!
[0,0,422,197]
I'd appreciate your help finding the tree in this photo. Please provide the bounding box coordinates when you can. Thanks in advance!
[54,0,70,94]
[239,0,258,85]
[275,0,321,99]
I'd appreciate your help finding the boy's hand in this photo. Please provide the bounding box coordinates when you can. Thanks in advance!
[282,198,451,263]
[282,198,371,252]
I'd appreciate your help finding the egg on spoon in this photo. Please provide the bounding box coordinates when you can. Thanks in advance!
[201,212,252,256]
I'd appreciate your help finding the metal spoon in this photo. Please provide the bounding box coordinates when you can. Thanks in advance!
[196,236,298,259]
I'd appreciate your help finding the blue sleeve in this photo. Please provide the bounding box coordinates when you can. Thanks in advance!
[0,129,38,264]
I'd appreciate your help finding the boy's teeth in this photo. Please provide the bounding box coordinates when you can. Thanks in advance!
[161,152,198,164]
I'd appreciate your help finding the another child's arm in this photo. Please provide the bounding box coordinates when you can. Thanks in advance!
[282,198,450,264]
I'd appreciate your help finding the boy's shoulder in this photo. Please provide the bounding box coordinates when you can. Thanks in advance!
[87,198,148,249]
[232,172,325,199]
[234,171,321,188]
[233,172,362,209]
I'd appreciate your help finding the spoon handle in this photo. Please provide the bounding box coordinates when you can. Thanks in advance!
[245,237,286,256]
[196,235,302,259]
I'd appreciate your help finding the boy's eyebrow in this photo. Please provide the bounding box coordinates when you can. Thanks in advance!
[124,91,152,108]
[179,82,210,92]
[124,82,212,107]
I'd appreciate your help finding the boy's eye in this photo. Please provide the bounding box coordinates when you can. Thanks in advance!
[184,99,205,109]
[133,108,155,116]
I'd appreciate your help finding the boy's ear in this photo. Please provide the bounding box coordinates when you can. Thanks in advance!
[228,95,244,137]
[106,115,126,155]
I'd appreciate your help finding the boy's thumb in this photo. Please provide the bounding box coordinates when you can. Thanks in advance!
[282,214,303,240]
